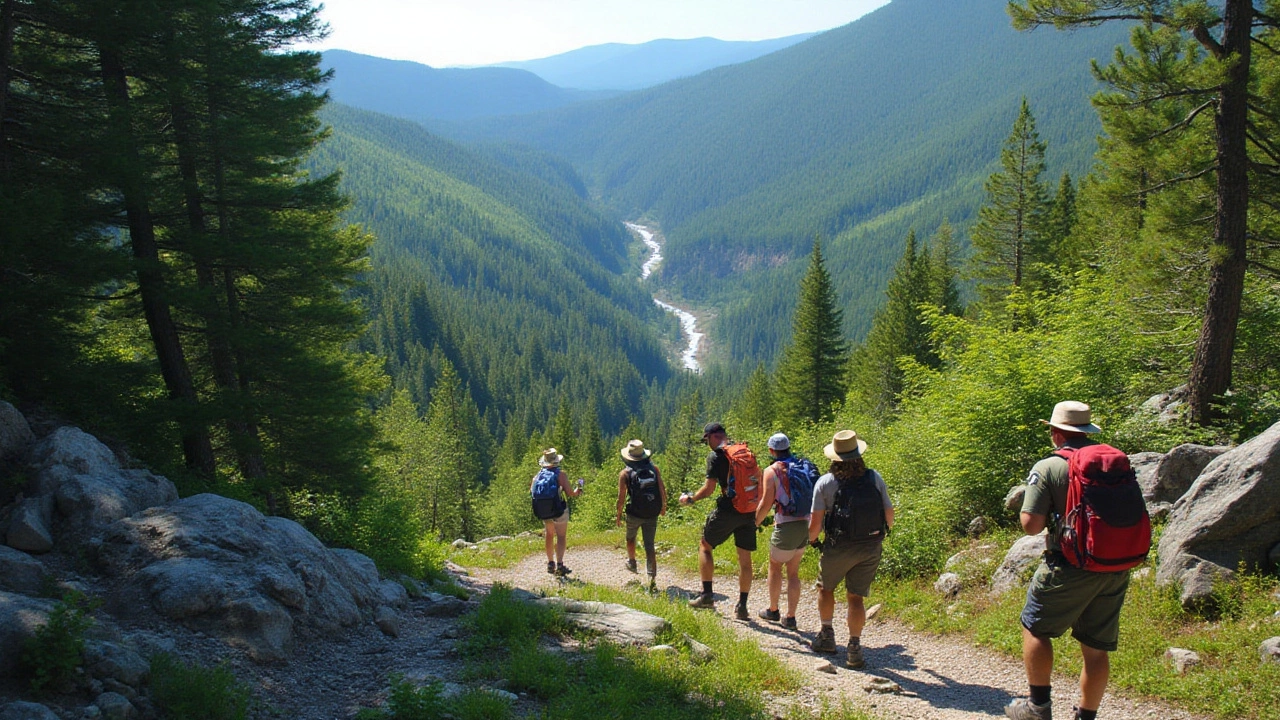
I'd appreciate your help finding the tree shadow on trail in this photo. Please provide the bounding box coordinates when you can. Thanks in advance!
[865,643,1014,714]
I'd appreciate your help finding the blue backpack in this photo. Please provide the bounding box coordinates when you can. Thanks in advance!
[777,456,818,517]
[531,468,566,520]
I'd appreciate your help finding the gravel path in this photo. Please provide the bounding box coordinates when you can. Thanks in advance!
[470,547,1209,720]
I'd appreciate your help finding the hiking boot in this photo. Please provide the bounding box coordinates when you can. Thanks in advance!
[688,592,715,609]
[647,577,657,593]
[734,602,750,621]
[810,625,837,654]
[781,616,798,631]
[546,561,556,575]
[757,608,781,623]
[845,641,866,669]
[555,563,572,576]
[1004,698,1052,720]
[625,558,638,573]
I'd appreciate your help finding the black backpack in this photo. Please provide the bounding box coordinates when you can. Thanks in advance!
[824,471,886,544]
[531,468,567,520]
[625,462,663,519]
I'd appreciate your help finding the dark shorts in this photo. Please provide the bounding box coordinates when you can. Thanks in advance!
[817,540,883,597]
[702,503,757,551]
[1020,557,1131,652]
[625,513,657,551]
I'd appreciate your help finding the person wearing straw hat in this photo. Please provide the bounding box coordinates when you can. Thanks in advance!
[615,439,667,591]
[807,429,893,669]
[530,448,582,577]
[1005,402,1130,720]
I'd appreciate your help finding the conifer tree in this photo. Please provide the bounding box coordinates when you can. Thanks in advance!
[662,390,704,497]
[777,238,850,425]
[1047,172,1078,257]
[422,359,487,541]
[733,362,774,431]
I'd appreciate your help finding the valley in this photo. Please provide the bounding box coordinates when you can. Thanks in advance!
[626,222,704,373]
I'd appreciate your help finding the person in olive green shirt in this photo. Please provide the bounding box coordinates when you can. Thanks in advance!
[1005,402,1131,720]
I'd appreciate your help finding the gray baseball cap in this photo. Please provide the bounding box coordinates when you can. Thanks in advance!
[767,433,790,451]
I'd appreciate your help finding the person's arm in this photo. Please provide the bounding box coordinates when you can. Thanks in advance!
[755,465,777,526]
[876,473,895,530]
[1020,512,1046,535]
[682,477,718,504]
[885,507,895,530]
[559,470,582,498]
[655,467,668,516]
[616,470,629,527]
[808,510,825,544]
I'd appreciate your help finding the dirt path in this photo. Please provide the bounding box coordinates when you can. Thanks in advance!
[468,547,1208,720]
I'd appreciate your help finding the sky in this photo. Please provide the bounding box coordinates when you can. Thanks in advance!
[311,0,893,67]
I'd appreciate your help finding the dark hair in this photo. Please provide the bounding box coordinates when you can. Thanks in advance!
[829,456,867,481]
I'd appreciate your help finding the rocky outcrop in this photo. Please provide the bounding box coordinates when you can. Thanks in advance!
[95,493,401,662]
[0,591,55,677]
[534,597,669,645]
[0,402,33,460]
[0,545,45,595]
[1157,420,1280,609]
[990,534,1046,595]
[0,701,59,720]
[1139,444,1230,504]
[5,499,52,554]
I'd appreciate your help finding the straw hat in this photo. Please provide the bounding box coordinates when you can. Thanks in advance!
[539,448,564,467]
[1040,401,1101,434]
[620,439,651,462]
[823,430,867,462]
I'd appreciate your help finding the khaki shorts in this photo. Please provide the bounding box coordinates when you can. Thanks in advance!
[1020,556,1131,652]
[817,540,883,597]
[542,509,569,526]
[769,520,810,563]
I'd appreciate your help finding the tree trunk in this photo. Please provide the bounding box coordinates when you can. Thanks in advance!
[1187,0,1252,425]
[0,0,14,178]
[99,46,216,477]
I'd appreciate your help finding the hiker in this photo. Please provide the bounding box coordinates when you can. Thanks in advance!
[1004,402,1150,720]
[679,422,761,620]
[616,439,667,590]
[530,447,583,577]
[753,432,818,631]
[808,429,893,669]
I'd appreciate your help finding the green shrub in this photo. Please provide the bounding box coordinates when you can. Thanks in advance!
[21,591,98,695]
[150,654,253,720]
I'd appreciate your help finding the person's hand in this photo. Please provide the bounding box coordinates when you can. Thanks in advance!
[809,539,823,551]
[659,505,667,516]
[616,516,623,528]
[679,493,692,506]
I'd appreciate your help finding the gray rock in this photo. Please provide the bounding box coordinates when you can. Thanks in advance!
[1269,542,1280,568]
[450,539,474,549]
[441,682,466,699]
[1147,502,1174,521]
[683,633,714,663]
[864,678,903,694]
[6,498,53,554]
[0,544,45,594]
[1165,647,1201,674]
[933,572,961,598]
[1003,485,1027,512]
[94,692,135,720]
[80,705,103,720]
[1141,387,1187,424]
[814,660,836,674]
[534,597,669,645]
[1156,420,1280,608]
[53,468,178,540]
[1129,451,1163,501]
[647,644,677,654]
[0,591,55,677]
[31,427,119,480]
[1145,444,1230,503]
[378,579,409,609]
[1261,637,1280,664]
[484,688,518,702]
[991,534,1046,595]
[477,535,512,544]
[421,593,467,618]
[865,603,882,622]
[85,641,150,687]
[0,701,59,720]
[0,402,34,460]
[966,516,989,537]
[374,606,399,637]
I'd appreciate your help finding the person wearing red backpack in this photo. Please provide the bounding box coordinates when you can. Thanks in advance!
[1005,401,1150,720]
[679,422,760,620]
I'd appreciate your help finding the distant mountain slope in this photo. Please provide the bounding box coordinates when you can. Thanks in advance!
[443,0,1128,362]
[311,103,671,432]
[321,50,612,122]
[494,33,818,91]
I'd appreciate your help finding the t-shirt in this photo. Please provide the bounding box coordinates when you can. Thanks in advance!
[705,445,736,511]
[811,470,893,515]
[1021,438,1097,550]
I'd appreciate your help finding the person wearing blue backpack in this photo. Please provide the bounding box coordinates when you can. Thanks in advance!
[530,448,583,576]
[615,439,667,591]
[753,433,818,631]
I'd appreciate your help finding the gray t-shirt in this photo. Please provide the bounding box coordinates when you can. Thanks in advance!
[811,470,893,514]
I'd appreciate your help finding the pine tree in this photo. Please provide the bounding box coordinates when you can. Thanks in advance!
[1046,172,1078,258]
[662,390,704,497]
[733,362,774,431]
[776,238,850,425]
[422,359,487,541]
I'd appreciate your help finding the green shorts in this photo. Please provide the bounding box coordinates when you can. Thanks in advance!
[1020,557,1131,652]
[769,520,809,562]
[703,502,757,551]
[817,540,882,597]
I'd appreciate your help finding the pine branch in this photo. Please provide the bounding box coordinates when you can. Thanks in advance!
[1139,100,1216,142]
[1135,164,1218,195]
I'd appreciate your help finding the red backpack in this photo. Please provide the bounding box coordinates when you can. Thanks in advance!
[1054,444,1151,572]
[722,442,762,514]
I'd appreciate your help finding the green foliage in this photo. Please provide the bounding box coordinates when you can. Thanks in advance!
[150,654,254,720]
[776,240,850,425]
[20,592,99,695]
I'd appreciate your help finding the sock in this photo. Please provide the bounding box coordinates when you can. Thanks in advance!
[822,620,833,629]
[702,581,712,596]
[738,592,748,606]
[1075,709,1097,720]
[1029,685,1051,706]
[849,636,860,647]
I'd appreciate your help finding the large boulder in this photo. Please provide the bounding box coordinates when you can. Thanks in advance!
[534,597,669,645]
[0,401,34,460]
[0,701,59,720]
[0,591,56,677]
[991,534,1046,595]
[1157,421,1280,609]
[1129,452,1162,500]
[96,494,391,662]
[0,545,46,595]
[1141,444,1231,504]
[6,498,53,554]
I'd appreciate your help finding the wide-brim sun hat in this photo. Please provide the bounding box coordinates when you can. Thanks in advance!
[620,439,651,462]
[1040,400,1102,434]
[824,430,867,462]
[539,448,564,467]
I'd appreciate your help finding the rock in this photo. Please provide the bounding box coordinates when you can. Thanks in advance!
[477,535,512,544]
[933,572,961,598]
[484,688,518,702]
[6,498,53,554]
[81,705,103,719]
[378,580,409,609]
[31,427,120,480]
[1261,637,1280,664]
[991,534,1046,595]
[1156,421,1280,609]
[1129,452,1163,501]
[53,467,178,541]
[647,644,677,654]
[94,692,135,720]
[451,539,475,549]
[440,682,466,699]
[1143,445,1231,504]
[421,593,467,618]
[374,606,399,637]
[0,591,55,677]
[1269,542,1280,568]
[398,575,425,598]
[1165,647,1201,674]
[1147,502,1174,521]
[534,597,669,645]
[0,544,45,594]
[1003,485,1027,512]
[0,701,59,720]
[85,640,150,687]
[865,603,882,622]
[814,660,837,674]
[1141,386,1187,424]
[96,494,394,663]
[0,402,34,460]
[966,516,989,537]
[864,678,903,694]
[683,633,714,663]
[1132,567,1152,581]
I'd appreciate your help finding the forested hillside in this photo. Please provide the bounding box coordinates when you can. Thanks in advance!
[442,0,1131,362]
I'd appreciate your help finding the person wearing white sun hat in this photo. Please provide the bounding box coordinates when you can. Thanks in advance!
[615,439,667,591]
[530,448,583,577]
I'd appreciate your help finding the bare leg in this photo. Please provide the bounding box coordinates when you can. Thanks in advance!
[818,588,836,623]
[1079,644,1110,712]
[698,539,714,582]
[736,547,753,594]
[847,593,866,638]
[785,555,803,618]
[554,523,568,564]
[543,522,555,563]
[767,560,782,611]
[1022,627,1055,686]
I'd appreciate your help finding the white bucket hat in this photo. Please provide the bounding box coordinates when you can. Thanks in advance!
[539,448,564,467]
[1041,401,1101,434]
[620,439,651,462]
[824,430,867,462]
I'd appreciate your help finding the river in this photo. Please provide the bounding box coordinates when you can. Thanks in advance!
[624,222,703,373]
